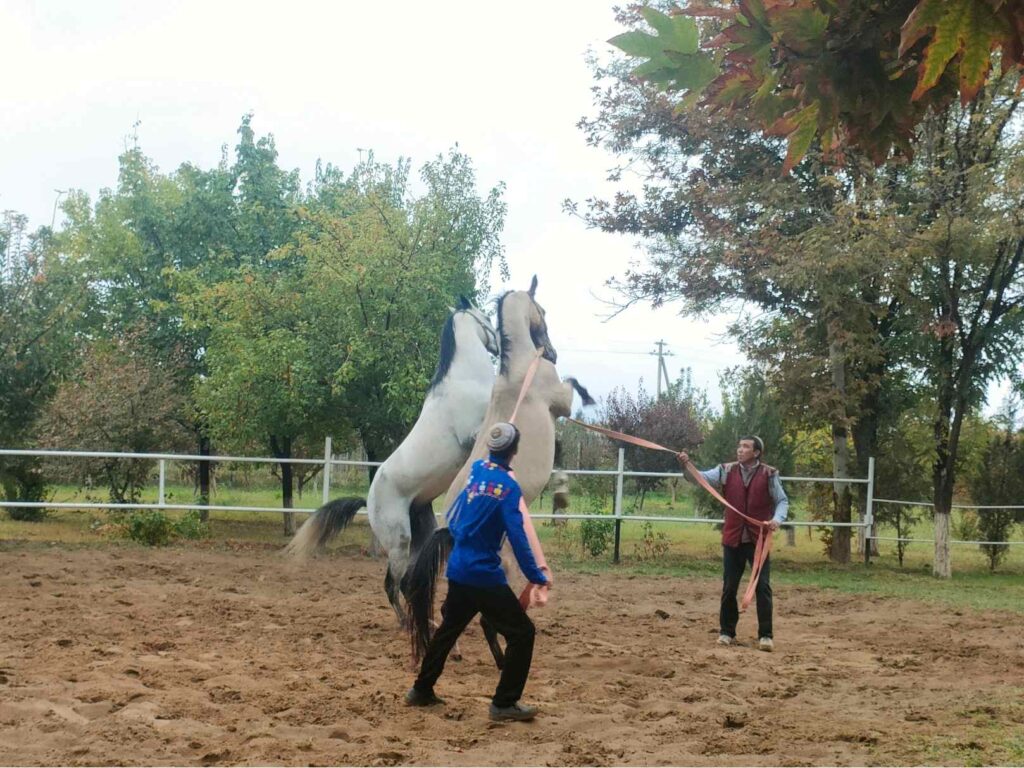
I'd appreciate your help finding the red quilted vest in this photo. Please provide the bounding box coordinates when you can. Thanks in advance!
[721,462,776,547]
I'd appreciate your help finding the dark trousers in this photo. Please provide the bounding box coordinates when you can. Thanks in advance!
[414,580,536,707]
[720,542,773,639]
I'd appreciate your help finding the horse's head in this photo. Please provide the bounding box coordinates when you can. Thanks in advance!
[527,295,557,365]
[497,277,557,368]
[454,299,499,357]
[428,299,499,392]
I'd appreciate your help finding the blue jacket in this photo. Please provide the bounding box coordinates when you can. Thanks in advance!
[445,456,549,588]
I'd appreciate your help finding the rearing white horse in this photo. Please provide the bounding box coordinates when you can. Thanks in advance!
[285,298,499,624]
[406,276,595,661]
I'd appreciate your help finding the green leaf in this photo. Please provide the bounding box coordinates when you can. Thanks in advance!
[901,0,1009,102]
[639,7,699,54]
[663,50,722,91]
[773,7,829,56]
[612,12,718,96]
[778,102,819,173]
[609,30,666,60]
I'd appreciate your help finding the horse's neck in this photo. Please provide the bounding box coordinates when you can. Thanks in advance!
[449,322,494,382]
[501,311,535,376]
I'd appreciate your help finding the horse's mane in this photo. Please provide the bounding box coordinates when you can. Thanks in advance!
[495,292,513,375]
[496,290,548,375]
[427,312,458,392]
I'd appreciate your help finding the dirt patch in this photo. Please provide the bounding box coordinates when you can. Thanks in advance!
[1,544,1022,765]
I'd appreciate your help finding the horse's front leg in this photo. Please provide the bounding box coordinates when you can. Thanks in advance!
[549,379,575,419]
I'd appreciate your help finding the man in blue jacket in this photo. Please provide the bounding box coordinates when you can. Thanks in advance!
[406,421,550,721]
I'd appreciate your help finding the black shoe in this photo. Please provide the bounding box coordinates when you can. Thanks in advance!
[489,701,538,721]
[405,687,444,707]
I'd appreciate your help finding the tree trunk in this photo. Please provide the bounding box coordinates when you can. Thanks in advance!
[364,442,381,485]
[271,435,295,536]
[852,408,879,560]
[198,433,212,523]
[932,434,955,578]
[785,525,796,547]
[828,335,852,564]
[931,329,969,579]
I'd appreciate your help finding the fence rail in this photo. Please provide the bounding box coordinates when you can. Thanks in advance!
[4,443,1022,560]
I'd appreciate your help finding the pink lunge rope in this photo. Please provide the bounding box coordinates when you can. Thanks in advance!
[566,418,772,612]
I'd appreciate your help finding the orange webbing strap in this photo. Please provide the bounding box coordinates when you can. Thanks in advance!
[565,417,772,611]
[508,349,543,425]
[506,354,551,609]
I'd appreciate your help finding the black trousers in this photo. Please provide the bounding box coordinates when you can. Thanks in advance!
[414,580,536,707]
[720,542,773,639]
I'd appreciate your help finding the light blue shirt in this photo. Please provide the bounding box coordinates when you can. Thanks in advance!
[691,461,789,524]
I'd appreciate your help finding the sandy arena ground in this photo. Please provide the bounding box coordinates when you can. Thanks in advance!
[1,543,1023,766]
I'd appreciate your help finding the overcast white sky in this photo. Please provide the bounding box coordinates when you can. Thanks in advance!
[1,0,746,409]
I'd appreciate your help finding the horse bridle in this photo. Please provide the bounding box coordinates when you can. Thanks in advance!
[461,308,499,355]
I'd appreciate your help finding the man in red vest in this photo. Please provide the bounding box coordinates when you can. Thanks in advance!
[678,436,788,652]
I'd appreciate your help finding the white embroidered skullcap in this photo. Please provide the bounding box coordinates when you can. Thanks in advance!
[486,422,518,452]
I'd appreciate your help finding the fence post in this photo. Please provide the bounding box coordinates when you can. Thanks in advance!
[864,456,875,564]
[322,436,333,506]
[613,447,624,564]
[158,459,166,508]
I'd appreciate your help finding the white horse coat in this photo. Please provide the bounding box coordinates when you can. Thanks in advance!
[286,302,498,623]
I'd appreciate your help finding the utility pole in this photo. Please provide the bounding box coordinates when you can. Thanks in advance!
[51,189,68,230]
[650,339,674,398]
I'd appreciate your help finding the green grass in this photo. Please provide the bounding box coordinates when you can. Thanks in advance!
[911,695,1024,765]
[4,477,1024,612]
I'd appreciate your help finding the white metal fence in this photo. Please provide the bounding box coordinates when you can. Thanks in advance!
[2,441,1023,562]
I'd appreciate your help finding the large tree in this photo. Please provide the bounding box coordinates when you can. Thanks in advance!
[901,73,1024,576]
[37,334,193,505]
[0,212,89,512]
[298,150,507,465]
[69,115,302,515]
[582,7,1024,573]
[608,2,1024,169]
[189,266,344,534]
[576,11,914,561]
[191,148,506,533]
[603,375,705,510]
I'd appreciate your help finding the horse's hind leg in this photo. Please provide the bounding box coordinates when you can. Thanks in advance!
[480,616,505,669]
[384,567,408,627]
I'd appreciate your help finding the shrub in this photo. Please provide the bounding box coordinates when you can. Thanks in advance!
[173,509,210,540]
[124,510,174,546]
[1,458,49,521]
[580,494,614,557]
[633,520,670,562]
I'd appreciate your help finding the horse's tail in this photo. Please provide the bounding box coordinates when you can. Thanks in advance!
[566,377,597,406]
[283,497,366,559]
[404,527,454,662]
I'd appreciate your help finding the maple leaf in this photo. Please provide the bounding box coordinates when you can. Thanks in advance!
[767,102,821,174]
[900,0,1016,103]
[608,8,719,93]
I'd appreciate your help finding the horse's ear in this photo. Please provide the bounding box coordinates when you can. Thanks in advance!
[528,275,538,298]
[457,295,471,310]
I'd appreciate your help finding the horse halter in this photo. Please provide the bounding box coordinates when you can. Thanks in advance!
[462,308,499,355]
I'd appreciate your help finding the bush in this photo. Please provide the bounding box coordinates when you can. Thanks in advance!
[173,509,210,540]
[124,510,174,546]
[4,505,47,522]
[580,494,615,557]
[633,520,670,562]
[1,458,49,521]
